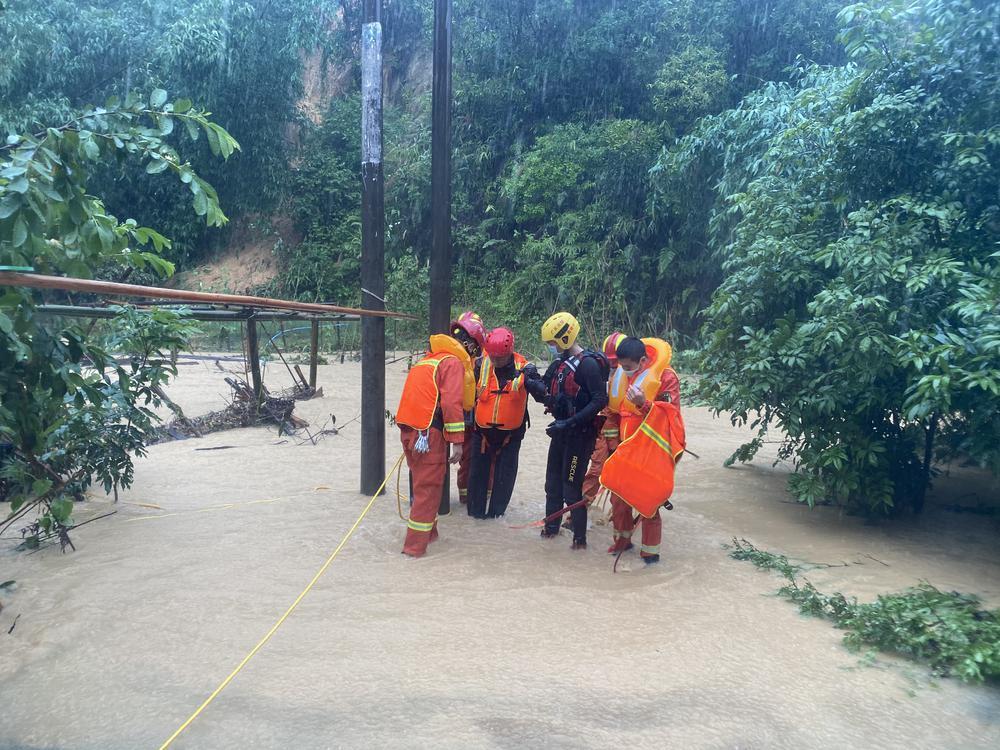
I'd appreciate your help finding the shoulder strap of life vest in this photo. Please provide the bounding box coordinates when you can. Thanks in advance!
[427,333,475,411]
[428,333,472,367]
[581,349,610,381]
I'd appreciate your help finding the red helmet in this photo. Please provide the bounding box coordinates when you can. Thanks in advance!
[451,311,486,348]
[602,331,626,367]
[484,327,515,358]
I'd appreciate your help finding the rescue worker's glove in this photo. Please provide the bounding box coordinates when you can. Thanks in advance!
[522,363,540,380]
[524,376,548,400]
[545,419,572,437]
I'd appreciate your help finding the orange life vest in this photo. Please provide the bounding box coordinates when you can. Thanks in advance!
[475,353,528,430]
[600,401,685,518]
[607,338,673,440]
[395,335,475,430]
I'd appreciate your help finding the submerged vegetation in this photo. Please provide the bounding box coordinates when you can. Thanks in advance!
[728,538,1000,683]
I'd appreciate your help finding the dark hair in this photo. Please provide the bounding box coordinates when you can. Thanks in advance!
[615,336,645,362]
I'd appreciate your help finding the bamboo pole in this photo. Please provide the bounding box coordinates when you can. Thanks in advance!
[33,304,357,323]
[309,320,320,389]
[246,318,263,404]
[0,272,414,320]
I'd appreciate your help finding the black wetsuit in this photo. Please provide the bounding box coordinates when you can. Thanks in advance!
[527,350,608,544]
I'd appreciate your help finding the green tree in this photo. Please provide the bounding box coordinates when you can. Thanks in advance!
[0,91,238,546]
[672,0,1000,514]
[0,0,337,267]
[490,119,663,335]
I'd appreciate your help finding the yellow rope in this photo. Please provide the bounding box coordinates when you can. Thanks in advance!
[395,457,408,520]
[159,453,405,750]
[125,489,325,523]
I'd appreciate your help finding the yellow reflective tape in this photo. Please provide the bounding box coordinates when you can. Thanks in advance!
[458,488,468,496]
[602,429,619,437]
[639,421,673,455]
[613,529,633,539]
[640,544,660,554]
[407,518,434,532]
[444,422,465,432]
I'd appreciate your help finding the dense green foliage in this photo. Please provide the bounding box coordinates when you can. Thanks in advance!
[450,0,847,337]
[0,0,333,267]
[671,0,1000,514]
[0,92,236,545]
[0,0,847,332]
[729,539,1000,683]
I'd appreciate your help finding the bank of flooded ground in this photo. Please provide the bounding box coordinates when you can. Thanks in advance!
[1,359,998,749]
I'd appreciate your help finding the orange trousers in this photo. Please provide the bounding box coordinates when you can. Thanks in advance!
[609,495,661,558]
[582,435,617,502]
[400,427,448,557]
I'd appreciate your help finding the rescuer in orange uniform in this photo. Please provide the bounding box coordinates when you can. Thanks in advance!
[467,327,530,519]
[395,320,480,557]
[581,332,626,507]
[453,311,487,506]
[606,336,681,564]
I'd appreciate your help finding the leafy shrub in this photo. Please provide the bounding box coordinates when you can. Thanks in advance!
[676,0,1000,514]
[729,539,1000,683]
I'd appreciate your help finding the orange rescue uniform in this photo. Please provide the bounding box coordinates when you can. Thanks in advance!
[608,365,680,559]
[397,337,471,557]
[582,408,620,503]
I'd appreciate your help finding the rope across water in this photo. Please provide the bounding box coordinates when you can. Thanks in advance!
[158,453,405,749]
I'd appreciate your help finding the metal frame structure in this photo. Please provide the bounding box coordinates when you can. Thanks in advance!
[1,273,414,475]
[34,303,356,393]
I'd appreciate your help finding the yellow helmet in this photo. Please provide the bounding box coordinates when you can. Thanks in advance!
[541,312,580,350]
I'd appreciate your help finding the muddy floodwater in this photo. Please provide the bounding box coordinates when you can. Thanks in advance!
[2,358,998,749]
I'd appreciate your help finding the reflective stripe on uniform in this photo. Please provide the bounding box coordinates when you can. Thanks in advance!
[444,422,465,432]
[639,421,673,455]
[640,544,660,555]
[602,428,619,437]
[458,488,468,496]
[407,518,435,533]
[613,528,633,539]
[610,368,624,398]
[477,358,492,396]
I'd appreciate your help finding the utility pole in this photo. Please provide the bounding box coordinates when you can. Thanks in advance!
[431,0,453,514]
[360,0,386,496]
[430,0,453,336]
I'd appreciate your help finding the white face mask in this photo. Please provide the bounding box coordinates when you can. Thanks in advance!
[620,366,639,377]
